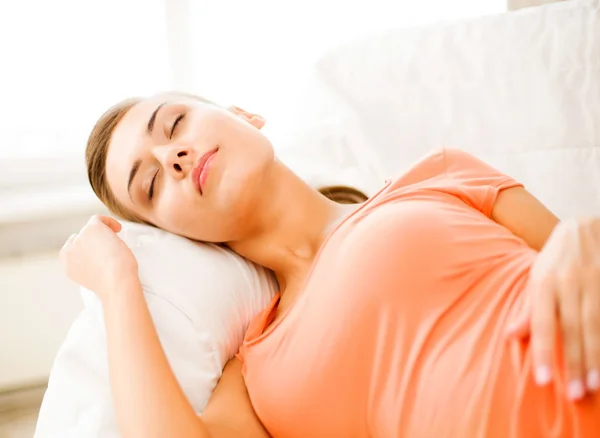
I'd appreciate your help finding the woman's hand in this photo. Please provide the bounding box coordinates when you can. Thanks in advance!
[60,215,138,302]
[510,217,600,400]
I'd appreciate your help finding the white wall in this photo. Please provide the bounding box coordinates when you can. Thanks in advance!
[508,0,564,10]
[0,253,82,390]
[185,0,505,126]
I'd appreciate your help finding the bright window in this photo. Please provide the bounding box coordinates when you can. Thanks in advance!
[0,0,171,164]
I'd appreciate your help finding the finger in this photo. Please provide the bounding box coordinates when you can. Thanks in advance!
[61,233,77,251]
[505,284,533,340]
[59,233,76,268]
[530,278,557,387]
[557,271,585,400]
[90,215,122,233]
[506,315,531,340]
[582,274,600,392]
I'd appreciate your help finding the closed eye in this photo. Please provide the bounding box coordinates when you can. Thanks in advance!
[170,113,185,138]
[148,170,159,200]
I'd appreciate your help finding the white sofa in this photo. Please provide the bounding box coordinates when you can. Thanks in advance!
[307,0,600,218]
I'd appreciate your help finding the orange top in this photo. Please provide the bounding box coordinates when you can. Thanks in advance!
[238,149,599,437]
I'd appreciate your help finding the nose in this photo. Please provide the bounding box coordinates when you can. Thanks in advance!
[152,145,193,180]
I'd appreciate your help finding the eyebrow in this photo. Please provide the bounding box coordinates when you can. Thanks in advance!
[147,102,167,135]
[127,159,142,203]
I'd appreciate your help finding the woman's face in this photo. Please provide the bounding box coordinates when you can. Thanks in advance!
[105,94,275,242]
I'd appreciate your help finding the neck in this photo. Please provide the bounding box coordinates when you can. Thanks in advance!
[226,160,358,294]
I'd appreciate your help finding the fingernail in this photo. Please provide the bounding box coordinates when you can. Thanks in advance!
[535,366,552,386]
[587,370,600,392]
[505,324,517,336]
[567,380,585,400]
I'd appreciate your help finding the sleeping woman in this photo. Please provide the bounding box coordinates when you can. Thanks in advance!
[61,92,600,437]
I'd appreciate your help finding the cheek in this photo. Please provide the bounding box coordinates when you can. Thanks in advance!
[190,111,221,145]
[154,188,201,235]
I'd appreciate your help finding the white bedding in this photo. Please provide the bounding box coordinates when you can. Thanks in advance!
[35,223,277,437]
[316,0,600,218]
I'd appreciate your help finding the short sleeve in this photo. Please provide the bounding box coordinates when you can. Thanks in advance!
[384,148,446,190]
[442,148,523,217]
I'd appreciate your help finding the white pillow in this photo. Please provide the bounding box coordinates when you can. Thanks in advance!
[316,0,600,218]
[35,222,277,438]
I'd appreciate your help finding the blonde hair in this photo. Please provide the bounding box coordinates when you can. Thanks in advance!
[85,96,368,223]
[318,185,368,204]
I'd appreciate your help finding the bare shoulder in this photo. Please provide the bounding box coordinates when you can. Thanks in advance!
[492,186,559,251]
[202,358,270,438]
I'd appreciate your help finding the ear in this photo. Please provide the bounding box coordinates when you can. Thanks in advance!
[227,105,266,130]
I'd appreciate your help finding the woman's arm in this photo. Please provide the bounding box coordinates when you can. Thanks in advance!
[104,280,269,438]
[493,190,600,398]
[103,278,210,437]
[491,186,560,251]
[61,216,268,438]
[203,359,271,437]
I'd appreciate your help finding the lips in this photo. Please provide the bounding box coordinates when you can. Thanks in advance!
[191,147,219,195]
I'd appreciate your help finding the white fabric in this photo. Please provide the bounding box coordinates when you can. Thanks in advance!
[316,0,600,218]
[266,70,382,196]
[35,222,277,438]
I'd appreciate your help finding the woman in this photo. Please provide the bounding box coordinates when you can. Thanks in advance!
[63,92,600,437]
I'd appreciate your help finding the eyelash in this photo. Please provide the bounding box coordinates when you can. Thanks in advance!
[149,112,184,201]
[170,113,185,138]
[148,170,159,201]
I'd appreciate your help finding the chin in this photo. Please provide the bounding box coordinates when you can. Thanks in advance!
[218,181,261,226]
